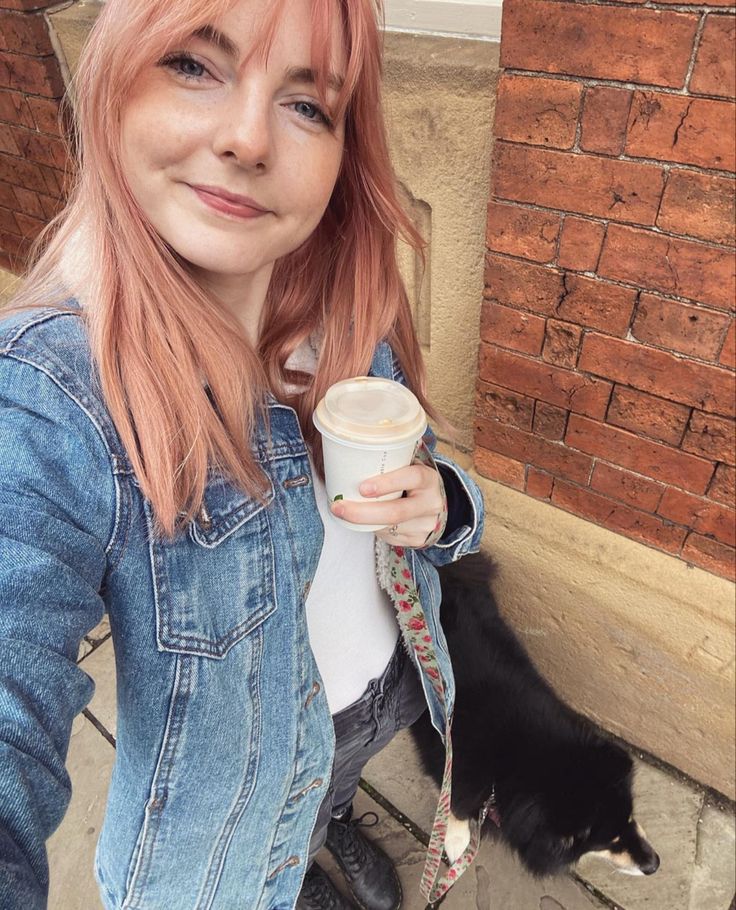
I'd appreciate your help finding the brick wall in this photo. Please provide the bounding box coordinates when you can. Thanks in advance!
[477,0,736,581]
[0,0,68,272]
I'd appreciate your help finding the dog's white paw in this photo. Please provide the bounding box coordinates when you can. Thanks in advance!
[444,812,471,864]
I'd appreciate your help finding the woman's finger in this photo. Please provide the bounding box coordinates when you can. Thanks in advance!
[358,463,434,498]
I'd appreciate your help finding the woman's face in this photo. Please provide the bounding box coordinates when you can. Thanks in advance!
[119,0,347,295]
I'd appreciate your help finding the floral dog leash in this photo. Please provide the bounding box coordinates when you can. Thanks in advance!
[376,441,482,903]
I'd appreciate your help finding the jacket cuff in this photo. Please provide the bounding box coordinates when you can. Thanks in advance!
[419,453,484,566]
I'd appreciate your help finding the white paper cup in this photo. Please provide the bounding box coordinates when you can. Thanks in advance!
[312,377,427,532]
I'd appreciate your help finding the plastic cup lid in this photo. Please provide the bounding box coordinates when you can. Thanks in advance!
[312,377,427,445]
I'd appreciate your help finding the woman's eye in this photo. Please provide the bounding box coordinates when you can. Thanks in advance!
[160,53,209,82]
[291,101,330,126]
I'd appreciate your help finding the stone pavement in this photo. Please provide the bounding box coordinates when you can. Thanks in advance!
[47,618,735,910]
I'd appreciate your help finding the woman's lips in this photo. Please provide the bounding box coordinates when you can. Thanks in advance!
[190,185,271,219]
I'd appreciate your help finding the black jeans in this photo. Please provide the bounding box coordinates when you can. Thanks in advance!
[306,637,427,866]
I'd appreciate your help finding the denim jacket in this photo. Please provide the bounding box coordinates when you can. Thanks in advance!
[0,303,484,910]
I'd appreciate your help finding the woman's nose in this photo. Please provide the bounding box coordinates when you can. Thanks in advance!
[211,92,273,170]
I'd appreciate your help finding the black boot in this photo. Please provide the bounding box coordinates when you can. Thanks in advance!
[325,806,402,910]
[296,862,358,910]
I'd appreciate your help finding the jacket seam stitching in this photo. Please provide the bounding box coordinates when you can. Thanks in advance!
[1,351,122,560]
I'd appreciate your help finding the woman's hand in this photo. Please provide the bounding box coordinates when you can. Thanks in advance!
[330,463,447,548]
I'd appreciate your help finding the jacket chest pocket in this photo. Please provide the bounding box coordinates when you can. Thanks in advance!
[146,475,277,658]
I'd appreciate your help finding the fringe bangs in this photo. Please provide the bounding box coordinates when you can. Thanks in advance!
[4,0,444,543]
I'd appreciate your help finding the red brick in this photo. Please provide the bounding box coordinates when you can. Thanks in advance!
[682,532,735,581]
[36,162,63,196]
[591,462,665,512]
[493,73,581,149]
[542,320,582,369]
[13,209,43,238]
[493,142,664,225]
[476,379,534,430]
[658,170,736,247]
[0,229,32,271]
[708,463,736,506]
[0,10,53,56]
[0,178,14,208]
[486,201,560,263]
[36,191,60,219]
[632,294,732,361]
[500,0,698,88]
[552,479,688,555]
[526,467,554,500]
[690,14,736,99]
[480,344,612,419]
[474,448,526,490]
[0,150,45,193]
[566,414,715,493]
[557,217,606,272]
[720,321,735,368]
[480,301,546,355]
[580,333,736,417]
[607,385,691,446]
[533,401,568,441]
[476,416,593,485]
[0,50,64,98]
[658,487,736,547]
[5,123,67,169]
[580,87,633,156]
[25,95,63,135]
[0,205,19,234]
[484,255,564,314]
[0,88,34,128]
[626,92,735,171]
[656,0,733,7]
[559,274,637,336]
[0,122,17,154]
[599,224,736,312]
[0,1,60,10]
[682,412,736,466]
[11,184,42,218]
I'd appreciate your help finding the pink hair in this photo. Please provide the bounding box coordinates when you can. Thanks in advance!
[6,0,441,542]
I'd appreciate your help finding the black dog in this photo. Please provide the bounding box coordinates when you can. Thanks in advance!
[410,551,660,878]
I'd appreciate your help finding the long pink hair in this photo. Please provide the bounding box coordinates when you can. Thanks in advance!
[5,0,439,542]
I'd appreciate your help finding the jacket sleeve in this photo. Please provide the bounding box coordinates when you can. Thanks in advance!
[389,354,485,567]
[0,355,117,910]
[415,423,485,566]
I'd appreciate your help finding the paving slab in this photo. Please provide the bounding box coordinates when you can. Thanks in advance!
[78,635,117,739]
[362,729,736,910]
[47,713,112,910]
[577,761,735,910]
[320,784,609,910]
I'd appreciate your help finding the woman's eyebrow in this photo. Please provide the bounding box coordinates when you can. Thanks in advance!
[191,25,240,59]
[189,25,345,92]
[285,67,345,93]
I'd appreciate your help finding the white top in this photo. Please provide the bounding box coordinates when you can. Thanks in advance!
[285,339,399,715]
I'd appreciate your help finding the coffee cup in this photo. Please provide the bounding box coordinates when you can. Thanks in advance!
[312,377,427,532]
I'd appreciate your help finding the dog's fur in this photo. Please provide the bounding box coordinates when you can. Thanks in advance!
[409,551,660,878]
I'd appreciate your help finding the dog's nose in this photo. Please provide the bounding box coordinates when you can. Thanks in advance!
[641,852,660,875]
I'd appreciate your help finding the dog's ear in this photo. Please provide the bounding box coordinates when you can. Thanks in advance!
[503,795,582,877]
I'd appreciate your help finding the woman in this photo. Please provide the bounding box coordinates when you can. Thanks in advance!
[0,0,484,907]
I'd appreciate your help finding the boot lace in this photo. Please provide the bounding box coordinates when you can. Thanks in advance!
[335,811,379,875]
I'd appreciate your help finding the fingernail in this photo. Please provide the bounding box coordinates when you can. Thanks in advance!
[360,482,377,496]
